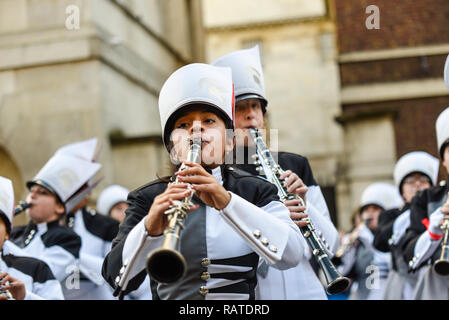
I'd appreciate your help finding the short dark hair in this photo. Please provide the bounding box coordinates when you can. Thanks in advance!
[0,210,11,235]
[440,139,449,161]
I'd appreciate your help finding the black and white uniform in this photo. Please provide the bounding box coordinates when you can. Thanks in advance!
[11,219,81,292]
[102,166,305,300]
[373,203,419,299]
[0,240,64,300]
[403,181,449,299]
[338,224,391,300]
[63,207,119,299]
[237,148,338,300]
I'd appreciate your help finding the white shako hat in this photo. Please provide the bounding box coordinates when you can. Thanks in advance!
[212,45,267,109]
[436,107,449,159]
[360,182,404,212]
[26,138,102,212]
[393,151,439,192]
[96,185,129,216]
[0,176,14,233]
[159,63,234,148]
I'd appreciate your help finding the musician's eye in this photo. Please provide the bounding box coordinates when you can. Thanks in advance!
[204,118,216,124]
[176,122,189,129]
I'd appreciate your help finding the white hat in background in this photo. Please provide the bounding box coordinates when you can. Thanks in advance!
[96,185,129,216]
[212,45,267,108]
[436,107,449,159]
[158,63,234,148]
[0,177,14,233]
[394,151,440,191]
[27,138,102,211]
[360,182,404,212]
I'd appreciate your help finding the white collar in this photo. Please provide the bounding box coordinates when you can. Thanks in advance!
[211,166,223,185]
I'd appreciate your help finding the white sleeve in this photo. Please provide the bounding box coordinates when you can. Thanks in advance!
[219,192,305,270]
[79,251,108,286]
[29,279,64,300]
[409,231,441,270]
[119,218,164,291]
[40,246,78,283]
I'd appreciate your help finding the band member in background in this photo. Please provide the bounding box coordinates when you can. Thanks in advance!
[102,63,305,300]
[97,185,130,223]
[212,45,339,299]
[402,106,449,299]
[0,176,64,300]
[337,182,403,300]
[97,184,151,300]
[56,138,119,300]
[10,141,100,297]
[373,151,439,299]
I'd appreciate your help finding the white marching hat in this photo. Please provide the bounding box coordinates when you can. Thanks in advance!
[159,63,234,148]
[212,45,267,108]
[96,185,129,216]
[436,107,449,158]
[0,176,14,231]
[27,138,102,212]
[394,151,440,190]
[360,182,404,212]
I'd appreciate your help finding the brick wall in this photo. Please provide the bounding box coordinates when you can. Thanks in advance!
[334,0,449,54]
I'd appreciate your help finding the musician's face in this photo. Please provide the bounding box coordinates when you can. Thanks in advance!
[170,107,234,168]
[25,185,65,224]
[109,201,128,223]
[234,99,264,147]
[401,173,431,203]
[360,204,382,232]
[0,219,8,250]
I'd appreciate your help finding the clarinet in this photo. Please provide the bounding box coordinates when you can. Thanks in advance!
[14,201,32,216]
[146,137,202,284]
[248,128,350,295]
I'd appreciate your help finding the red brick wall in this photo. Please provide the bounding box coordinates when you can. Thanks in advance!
[334,0,449,54]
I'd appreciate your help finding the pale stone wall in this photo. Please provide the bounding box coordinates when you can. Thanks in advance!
[0,0,204,222]
[336,116,397,231]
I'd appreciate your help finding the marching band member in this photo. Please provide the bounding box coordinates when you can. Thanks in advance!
[212,45,339,299]
[97,184,151,300]
[55,138,119,300]
[0,176,64,300]
[338,182,403,300]
[373,152,439,299]
[97,185,130,223]
[402,106,449,299]
[10,141,102,297]
[102,63,305,300]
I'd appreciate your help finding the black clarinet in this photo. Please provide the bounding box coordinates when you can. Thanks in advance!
[248,128,350,295]
[14,201,31,216]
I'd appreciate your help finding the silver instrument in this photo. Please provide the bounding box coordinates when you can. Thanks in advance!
[248,128,350,295]
[146,137,202,284]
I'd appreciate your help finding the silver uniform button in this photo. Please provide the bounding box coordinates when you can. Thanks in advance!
[201,258,210,267]
[253,230,261,239]
[115,276,120,284]
[119,266,126,275]
[269,245,278,253]
[261,238,269,246]
[201,272,210,281]
[199,286,208,295]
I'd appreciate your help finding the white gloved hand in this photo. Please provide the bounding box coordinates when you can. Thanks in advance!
[429,209,445,236]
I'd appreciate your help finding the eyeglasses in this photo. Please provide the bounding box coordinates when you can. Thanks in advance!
[403,176,431,185]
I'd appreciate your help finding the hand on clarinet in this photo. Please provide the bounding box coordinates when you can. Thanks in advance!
[176,162,231,211]
[145,183,198,236]
[279,170,308,204]
[0,272,25,300]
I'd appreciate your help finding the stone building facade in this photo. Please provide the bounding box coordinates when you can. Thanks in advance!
[0,0,204,225]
